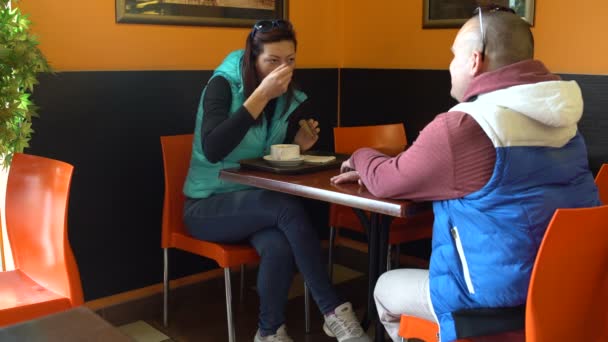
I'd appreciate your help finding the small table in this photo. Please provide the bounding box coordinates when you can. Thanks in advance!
[220,168,431,342]
[0,306,133,341]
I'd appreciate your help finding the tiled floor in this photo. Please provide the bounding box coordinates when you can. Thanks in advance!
[118,321,171,342]
[142,266,371,341]
[105,246,427,342]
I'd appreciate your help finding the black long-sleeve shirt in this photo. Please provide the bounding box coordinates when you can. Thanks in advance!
[200,76,313,163]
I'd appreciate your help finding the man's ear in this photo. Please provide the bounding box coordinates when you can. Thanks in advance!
[469,50,485,76]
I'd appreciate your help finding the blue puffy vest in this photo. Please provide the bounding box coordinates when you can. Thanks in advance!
[430,83,601,341]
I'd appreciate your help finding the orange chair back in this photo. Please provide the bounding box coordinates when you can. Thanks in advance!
[5,153,84,306]
[526,205,608,342]
[333,123,407,156]
[160,134,193,248]
[595,163,608,204]
[160,134,259,268]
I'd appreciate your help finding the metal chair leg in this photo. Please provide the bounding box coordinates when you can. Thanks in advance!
[304,282,311,333]
[224,268,236,342]
[240,264,245,303]
[163,248,169,327]
[328,226,336,281]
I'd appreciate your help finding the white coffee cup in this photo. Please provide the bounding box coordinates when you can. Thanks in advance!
[270,144,300,161]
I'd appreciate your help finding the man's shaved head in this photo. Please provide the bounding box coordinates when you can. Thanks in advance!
[449,9,534,101]
[466,10,534,71]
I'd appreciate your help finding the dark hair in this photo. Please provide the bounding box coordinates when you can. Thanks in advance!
[242,20,298,123]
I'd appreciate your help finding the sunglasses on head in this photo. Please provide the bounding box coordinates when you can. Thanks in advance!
[474,5,517,60]
[250,19,293,39]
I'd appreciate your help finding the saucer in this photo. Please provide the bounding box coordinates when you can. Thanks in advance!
[263,155,304,167]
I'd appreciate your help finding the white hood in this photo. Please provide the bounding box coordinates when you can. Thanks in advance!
[450,80,583,148]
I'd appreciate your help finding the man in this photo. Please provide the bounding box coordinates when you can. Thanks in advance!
[331,7,601,342]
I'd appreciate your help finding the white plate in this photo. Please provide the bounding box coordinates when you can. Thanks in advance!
[263,155,304,167]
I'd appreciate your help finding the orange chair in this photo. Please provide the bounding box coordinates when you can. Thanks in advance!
[526,205,608,342]
[595,163,608,204]
[398,315,443,342]
[0,153,84,327]
[160,134,311,341]
[161,134,258,341]
[329,124,433,278]
[398,205,608,342]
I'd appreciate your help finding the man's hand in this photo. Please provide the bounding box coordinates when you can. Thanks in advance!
[330,170,361,185]
[340,158,354,173]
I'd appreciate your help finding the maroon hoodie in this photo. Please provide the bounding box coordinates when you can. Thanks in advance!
[350,60,560,201]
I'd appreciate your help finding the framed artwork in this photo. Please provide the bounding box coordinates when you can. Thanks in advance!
[116,0,287,27]
[423,0,534,28]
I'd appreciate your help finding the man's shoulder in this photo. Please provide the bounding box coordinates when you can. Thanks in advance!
[436,110,479,128]
[416,111,470,142]
[434,110,487,142]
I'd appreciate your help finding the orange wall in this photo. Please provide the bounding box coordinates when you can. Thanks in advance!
[20,1,608,74]
[341,0,608,75]
[19,0,341,71]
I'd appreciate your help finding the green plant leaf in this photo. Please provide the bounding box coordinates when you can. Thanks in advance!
[0,0,50,167]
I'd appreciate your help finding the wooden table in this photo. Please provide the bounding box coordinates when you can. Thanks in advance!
[220,167,431,342]
[0,306,133,341]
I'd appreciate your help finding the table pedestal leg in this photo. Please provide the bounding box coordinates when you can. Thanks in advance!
[374,213,391,342]
[353,209,392,342]
[365,213,379,331]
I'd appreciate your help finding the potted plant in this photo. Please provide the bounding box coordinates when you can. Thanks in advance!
[0,0,50,167]
[0,0,50,270]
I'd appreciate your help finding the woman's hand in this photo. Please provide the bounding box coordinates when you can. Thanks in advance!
[330,170,362,185]
[257,63,293,100]
[294,119,319,152]
[244,64,293,119]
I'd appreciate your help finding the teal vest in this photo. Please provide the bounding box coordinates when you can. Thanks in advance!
[183,50,307,198]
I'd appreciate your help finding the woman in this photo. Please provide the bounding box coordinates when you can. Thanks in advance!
[183,20,369,342]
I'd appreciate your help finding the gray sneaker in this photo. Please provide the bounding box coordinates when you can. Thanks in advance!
[323,302,371,342]
[254,324,293,342]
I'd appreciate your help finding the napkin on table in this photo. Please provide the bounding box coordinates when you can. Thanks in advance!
[301,155,336,164]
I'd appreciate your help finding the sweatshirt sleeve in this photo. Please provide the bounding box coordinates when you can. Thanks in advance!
[350,112,495,201]
[201,76,256,163]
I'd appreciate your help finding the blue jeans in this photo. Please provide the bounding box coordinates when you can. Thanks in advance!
[184,189,341,335]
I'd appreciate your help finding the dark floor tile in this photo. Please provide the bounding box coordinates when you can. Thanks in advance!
[101,293,164,327]
[106,246,416,341]
[144,270,372,341]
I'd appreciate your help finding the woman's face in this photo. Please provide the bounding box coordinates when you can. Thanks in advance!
[255,40,296,79]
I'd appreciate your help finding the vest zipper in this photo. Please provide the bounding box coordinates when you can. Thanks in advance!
[451,226,475,294]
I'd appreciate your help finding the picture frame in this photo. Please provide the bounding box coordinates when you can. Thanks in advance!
[423,0,534,28]
[116,0,288,27]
